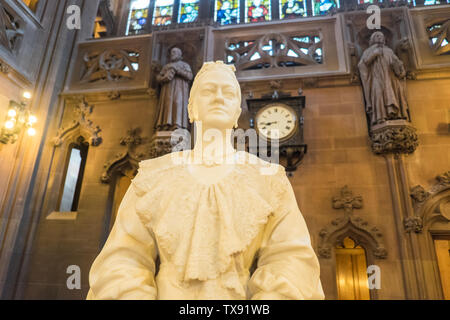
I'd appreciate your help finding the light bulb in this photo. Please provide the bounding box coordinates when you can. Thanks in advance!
[7,109,17,117]
[5,120,14,129]
[27,127,36,136]
[28,115,37,124]
[23,91,32,100]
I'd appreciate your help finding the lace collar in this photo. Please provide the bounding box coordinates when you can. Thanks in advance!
[131,151,287,298]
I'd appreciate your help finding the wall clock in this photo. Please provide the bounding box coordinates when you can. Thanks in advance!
[247,95,307,173]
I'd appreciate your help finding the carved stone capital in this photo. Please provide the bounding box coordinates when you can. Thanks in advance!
[403,216,423,233]
[149,131,174,159]
[0,61,10,74]
[107,91,121,100]
[373,247,388,259]
[370,120,418,155]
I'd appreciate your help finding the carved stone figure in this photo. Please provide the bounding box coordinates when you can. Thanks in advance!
[87,61,324,300]
[154,47,193,131]
[358,32,410,126]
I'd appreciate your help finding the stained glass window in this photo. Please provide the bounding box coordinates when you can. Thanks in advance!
[311,0,339,16]
[215,0,240,25]
[21,0,39,12]
[357,0,374,3]
[246,0,271,23]
[126,0,150,35]
[422,0,450,4]
[279,0,307,19]
[153,0,174,26]
[178,0,200,23]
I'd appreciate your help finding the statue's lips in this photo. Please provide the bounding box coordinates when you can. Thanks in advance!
[209,107,228,114]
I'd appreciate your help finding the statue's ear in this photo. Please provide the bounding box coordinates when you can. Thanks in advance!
[234,108,242,128]
[193,102,199,122]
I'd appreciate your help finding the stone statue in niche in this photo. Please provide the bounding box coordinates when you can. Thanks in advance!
[154,47,193,131]
[87,61,324,300]
[358,32,410,126]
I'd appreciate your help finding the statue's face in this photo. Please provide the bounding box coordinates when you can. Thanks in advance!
[371,32,385,45]
[194,70,241,129]
[170,48,182,61]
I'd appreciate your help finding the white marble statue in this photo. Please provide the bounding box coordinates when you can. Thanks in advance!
[87,61,324,300]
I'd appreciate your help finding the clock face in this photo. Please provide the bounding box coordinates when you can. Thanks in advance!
[255,103,297,141]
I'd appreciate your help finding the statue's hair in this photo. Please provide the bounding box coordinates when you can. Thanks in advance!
[188,61,242,124]
[369,31,385,46]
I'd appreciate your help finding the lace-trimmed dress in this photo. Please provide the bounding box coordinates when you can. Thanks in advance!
[87,151,324,300]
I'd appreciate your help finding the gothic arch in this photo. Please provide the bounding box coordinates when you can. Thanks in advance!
[317,186,387,300]
[408,171,450,299]
[318,214,388,261]
[53,97,102,147]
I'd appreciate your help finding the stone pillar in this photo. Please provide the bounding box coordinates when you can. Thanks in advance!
[0,0,101,299]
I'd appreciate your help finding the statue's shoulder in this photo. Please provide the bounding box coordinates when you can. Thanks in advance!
[137,151,186,171]
[239,151,285,177]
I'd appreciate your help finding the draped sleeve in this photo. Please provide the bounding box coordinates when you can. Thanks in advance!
[247,167,325,300]
[86,178,158,300]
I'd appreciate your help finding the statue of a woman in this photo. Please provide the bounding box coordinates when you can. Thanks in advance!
[87,61,324,300]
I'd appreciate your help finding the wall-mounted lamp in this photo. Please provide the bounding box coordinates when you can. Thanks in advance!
[0,91,37,144]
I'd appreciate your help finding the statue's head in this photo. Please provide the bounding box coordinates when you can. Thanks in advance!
[170,47,182,62]
[369,32,385,46]
[188,61,242,130]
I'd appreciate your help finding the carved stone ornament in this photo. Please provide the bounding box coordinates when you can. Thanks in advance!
[370,120,418,155]
[435,171,450,189]
[0,60,9,73]
[53,97,102,146]
[410,185,430,204]
[80,49,139,83]
[403,216,423,233]
[318,186,387,259]
[107,91,121,100]
[148,131,174,159]
[226,33,322,71]
[332,185,363,213]
[0,3,23,52]
[101,128,147,183]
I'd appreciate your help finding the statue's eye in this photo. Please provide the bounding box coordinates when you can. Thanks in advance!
[201,88,213,95]
[223,91,235,99]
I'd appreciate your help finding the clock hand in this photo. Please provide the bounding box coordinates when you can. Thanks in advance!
[260,121,278,125]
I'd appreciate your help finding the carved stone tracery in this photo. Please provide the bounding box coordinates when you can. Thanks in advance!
[226,33,322,71]
[0,3,23,53]
[427,19,450,56]
[80,49,139,83]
